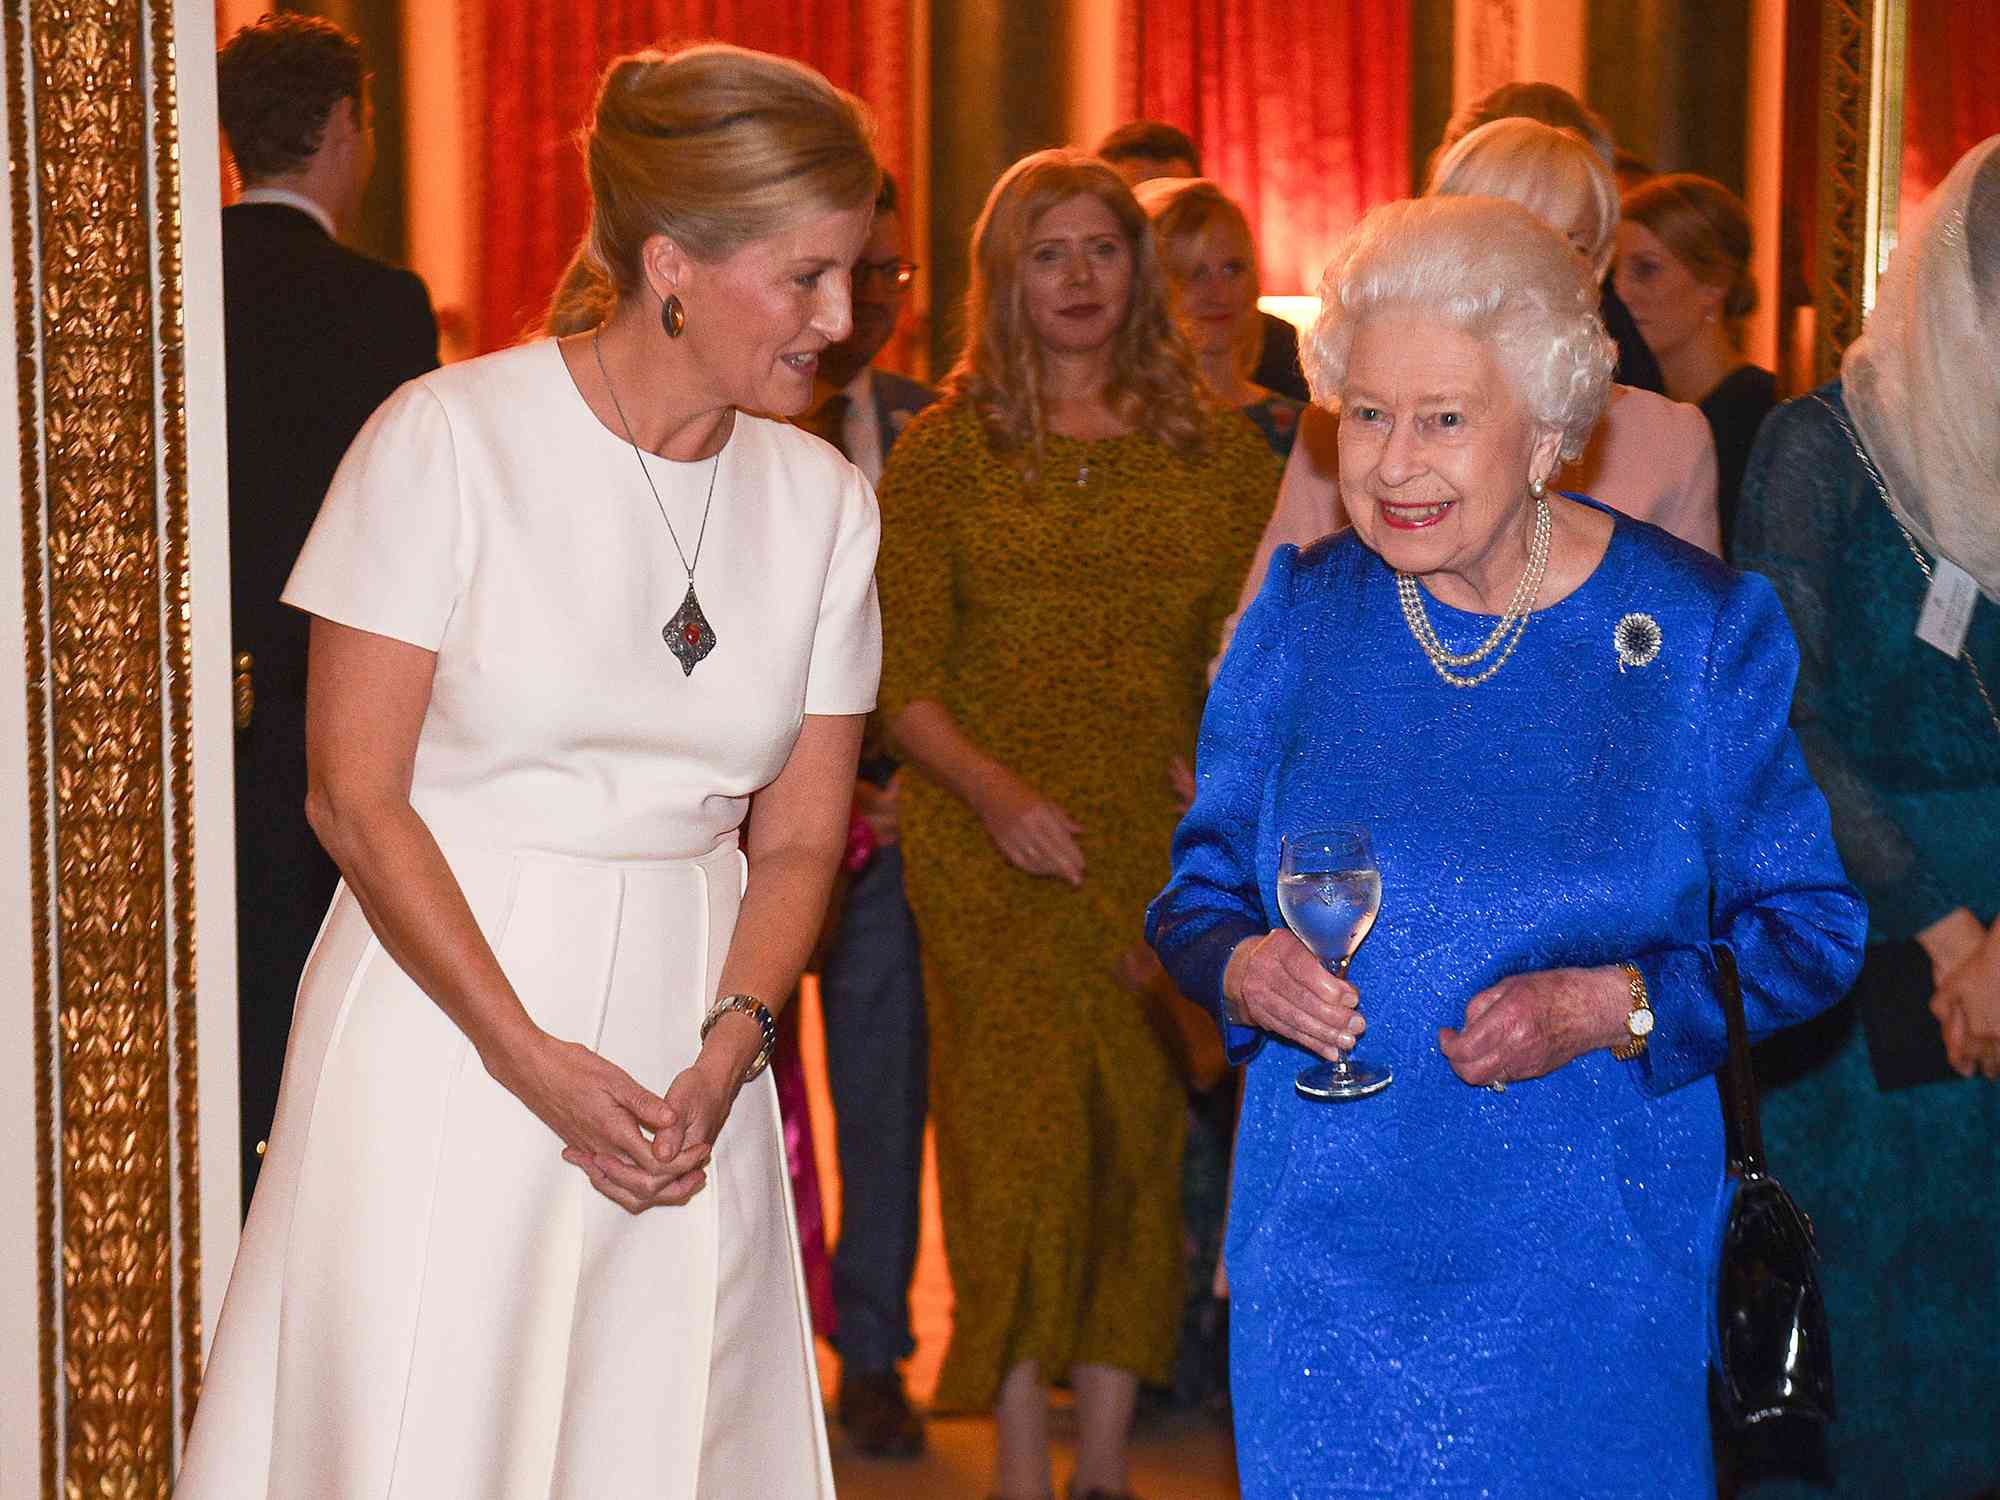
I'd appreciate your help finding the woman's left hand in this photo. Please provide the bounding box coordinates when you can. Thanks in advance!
[563,1049,745,1211]
[1439,966,1630,1088]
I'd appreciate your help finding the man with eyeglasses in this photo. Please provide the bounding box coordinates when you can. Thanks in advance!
[803,171,937,1461]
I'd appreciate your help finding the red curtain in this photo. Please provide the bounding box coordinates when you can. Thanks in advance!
[1119,0,1409,295]
[1900,0,2000,222]
[474,0,913,352]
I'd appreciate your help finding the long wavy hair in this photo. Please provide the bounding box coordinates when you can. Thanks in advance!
[945,149,1207,490]
[541,42,878,336]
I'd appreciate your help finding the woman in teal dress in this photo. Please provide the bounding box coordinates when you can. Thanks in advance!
[1733,136,2000,1498]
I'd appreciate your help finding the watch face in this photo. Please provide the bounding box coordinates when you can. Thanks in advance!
[1630,1007,1656,1038]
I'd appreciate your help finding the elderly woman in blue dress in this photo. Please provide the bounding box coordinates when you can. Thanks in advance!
[1145,194,1866,1497]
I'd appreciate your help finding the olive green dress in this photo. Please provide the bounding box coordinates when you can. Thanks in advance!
[875,396,1276,1410]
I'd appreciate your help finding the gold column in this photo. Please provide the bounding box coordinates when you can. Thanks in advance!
[6,0,203,1494]
[1815,0,1874,381]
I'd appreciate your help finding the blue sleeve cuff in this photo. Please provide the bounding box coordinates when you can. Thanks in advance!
[1154,915,1267,1066]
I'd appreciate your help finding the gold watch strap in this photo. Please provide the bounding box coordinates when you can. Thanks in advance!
[1609,961,1652,1061]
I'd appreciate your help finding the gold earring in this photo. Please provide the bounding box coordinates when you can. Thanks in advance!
[660,294,686,339]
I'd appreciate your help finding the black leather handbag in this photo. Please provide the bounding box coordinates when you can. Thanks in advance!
[1710,944,1837,1428]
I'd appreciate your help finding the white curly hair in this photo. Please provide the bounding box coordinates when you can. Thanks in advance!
[1302,195,1614,462]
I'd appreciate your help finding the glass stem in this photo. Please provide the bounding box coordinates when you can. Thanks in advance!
[1330,953,1355,1075]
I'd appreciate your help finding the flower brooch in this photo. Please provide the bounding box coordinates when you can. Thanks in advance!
[1614,611,1662,671]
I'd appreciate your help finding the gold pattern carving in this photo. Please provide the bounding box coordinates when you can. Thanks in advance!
[1816,0,1871,381]
[146,0,204,1439]
[10,0,201,1493]
[7,0,64,1491]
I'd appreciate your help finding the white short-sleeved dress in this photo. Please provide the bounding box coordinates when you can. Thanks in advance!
[178,339,881,1500]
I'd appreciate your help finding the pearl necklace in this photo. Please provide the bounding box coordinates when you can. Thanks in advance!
[1396,493,1552,688]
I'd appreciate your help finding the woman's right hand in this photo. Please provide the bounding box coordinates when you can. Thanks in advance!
[973,768,1086,887]
[1223,930,1364,1061]
[485,1028,686,1207]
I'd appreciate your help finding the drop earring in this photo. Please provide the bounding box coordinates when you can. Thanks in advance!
[661,293,686,338]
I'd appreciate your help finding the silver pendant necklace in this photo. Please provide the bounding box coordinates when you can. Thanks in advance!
[593,330,721,676]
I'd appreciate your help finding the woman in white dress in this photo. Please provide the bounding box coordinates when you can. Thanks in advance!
[179,43,881,1499]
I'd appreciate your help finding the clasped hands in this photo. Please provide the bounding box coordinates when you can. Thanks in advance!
[1224,930,1630,1087]
[489,1029,742,1214]
[1922,908,2000,1080]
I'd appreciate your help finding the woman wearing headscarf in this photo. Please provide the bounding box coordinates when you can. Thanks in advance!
[1148,194,1863,1497]
[1733,134,2000,1499]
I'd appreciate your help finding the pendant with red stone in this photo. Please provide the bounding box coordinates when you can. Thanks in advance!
[663,583,717,676]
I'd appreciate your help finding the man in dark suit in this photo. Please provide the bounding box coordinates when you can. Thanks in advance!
[800,173,937,1460]
[217,15,438,1213]
[1098,120,1311,403]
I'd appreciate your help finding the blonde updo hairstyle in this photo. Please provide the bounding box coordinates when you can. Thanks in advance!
[947,148,1207,490]
[1620,173,1758,323]
[1303,195,1615,463]
[1427,118,1620,280]
[1133,176,1265,381]
[543,42,879,335]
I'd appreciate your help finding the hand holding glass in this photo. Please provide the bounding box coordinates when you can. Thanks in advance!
[1278,827,1392,1100]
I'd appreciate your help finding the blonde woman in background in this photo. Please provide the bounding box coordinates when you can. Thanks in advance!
[1220,118,1724,667]
[875,149,1274,1500]
[1135,176,1306,457]
[179,43,882,1499]
[1429,118,1721,555]
[1617,173,1774,554]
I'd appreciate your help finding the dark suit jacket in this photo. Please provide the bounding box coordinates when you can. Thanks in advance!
[1253,312,1310,403]
[868,367,939,463]
[859,367,937,785]
[222,201,437,1205]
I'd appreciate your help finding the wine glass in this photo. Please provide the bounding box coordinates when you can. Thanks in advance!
[1277,826,1392,1101]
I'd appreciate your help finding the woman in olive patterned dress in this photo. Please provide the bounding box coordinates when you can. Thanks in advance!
[875,150,1275,1500]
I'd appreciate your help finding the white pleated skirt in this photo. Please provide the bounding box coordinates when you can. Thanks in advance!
[179,839,834,1499]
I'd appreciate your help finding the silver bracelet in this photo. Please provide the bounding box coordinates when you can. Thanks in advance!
[700,994,777,1081]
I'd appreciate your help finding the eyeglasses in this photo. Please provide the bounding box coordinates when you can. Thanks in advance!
[854,258,919,291]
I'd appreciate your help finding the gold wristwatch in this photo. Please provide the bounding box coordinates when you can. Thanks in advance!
[1609,961,1653,1060]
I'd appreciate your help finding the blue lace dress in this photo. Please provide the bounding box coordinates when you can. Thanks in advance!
[1148,508,1865,1498]
[1734,382,2000,1499]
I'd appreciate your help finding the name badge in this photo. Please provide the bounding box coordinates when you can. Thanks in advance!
[1915,556,1978,659]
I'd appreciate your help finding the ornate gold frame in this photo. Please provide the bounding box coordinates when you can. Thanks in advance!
[1815,0,1907,381]
[7,1,203,1494]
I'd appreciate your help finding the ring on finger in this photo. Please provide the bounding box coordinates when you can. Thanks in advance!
[1488,1079,1507,1093]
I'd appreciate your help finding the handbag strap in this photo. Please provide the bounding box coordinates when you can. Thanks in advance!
[1717,943,1766,1177]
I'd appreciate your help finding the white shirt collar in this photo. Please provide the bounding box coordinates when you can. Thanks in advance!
[235,187,337,239]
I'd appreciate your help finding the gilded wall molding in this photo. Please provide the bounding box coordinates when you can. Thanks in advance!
[8,0,202,1493]
[1815,0,1870,381]
[6,0,63,1492]
[147,0,206,1437]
